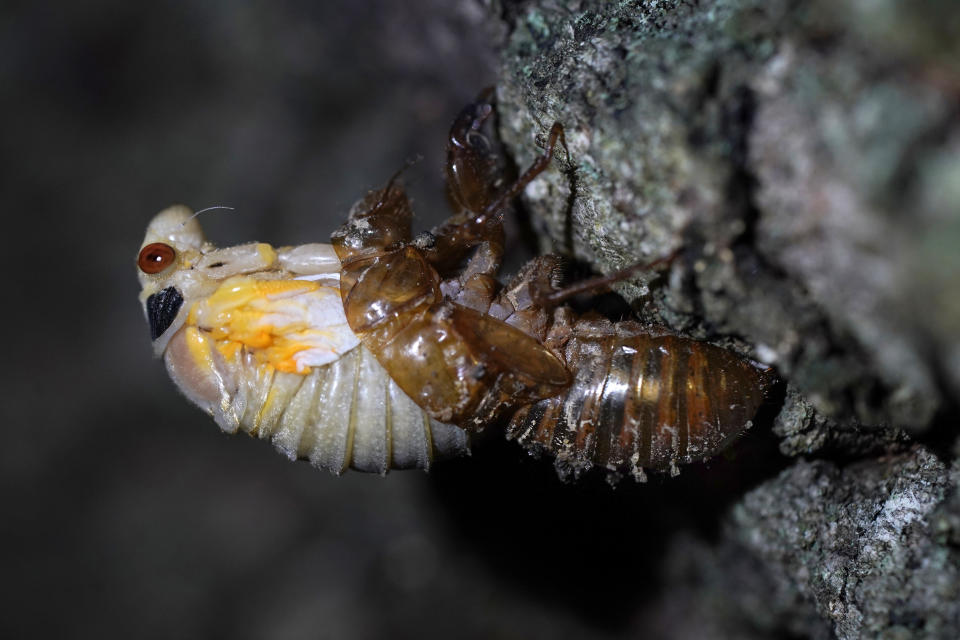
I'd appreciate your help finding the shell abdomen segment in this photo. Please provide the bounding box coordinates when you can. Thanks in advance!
[507,332,768,478]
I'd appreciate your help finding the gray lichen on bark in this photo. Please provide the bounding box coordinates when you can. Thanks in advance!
[490,0,959,636]
[639,447,960,640]
[729,448,958,639]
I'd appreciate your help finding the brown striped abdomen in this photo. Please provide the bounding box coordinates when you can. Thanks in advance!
[506,327,771,479]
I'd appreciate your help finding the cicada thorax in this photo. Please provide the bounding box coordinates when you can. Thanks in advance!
[506,313,774,478]
[332,184,571,427]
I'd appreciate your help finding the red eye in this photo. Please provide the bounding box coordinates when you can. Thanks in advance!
[138,242,176,274]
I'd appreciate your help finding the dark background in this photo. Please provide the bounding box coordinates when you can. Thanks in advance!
[1,2,788,637]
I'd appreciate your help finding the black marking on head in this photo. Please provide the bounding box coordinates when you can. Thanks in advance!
[207,261,225,268]
[146,287,184,340]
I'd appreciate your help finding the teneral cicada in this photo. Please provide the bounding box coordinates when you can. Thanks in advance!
[137,94,773,480]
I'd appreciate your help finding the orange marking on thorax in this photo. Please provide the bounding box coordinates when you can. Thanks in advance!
[189,276,332,374]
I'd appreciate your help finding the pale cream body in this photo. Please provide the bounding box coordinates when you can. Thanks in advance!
[138,205,468,474]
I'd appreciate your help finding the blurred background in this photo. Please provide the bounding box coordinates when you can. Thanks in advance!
[1,2,789,637]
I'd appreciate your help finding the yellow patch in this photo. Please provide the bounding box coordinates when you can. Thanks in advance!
[187,275,352,374]
[255,243,278,266]
[184,326,216,370]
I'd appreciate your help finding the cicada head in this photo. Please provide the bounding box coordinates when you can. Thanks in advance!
[138,204,298,354]
[136,206,217,355]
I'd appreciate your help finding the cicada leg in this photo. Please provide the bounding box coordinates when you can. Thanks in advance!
[445,87,500,216]
[427,119,566,267]
[422,91,506,284]
[527,249,682,309]
[483,246,680,343]
[425,92,567,312]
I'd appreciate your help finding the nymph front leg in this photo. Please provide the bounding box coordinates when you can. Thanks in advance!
[445,88,501,216]
[426,96,568,312]
[427,116,567,262]
[422,91,507,280]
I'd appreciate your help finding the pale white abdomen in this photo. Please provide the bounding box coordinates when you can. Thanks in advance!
[163,328,469,474]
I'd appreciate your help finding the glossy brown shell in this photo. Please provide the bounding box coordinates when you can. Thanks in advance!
[507,319,772,476]
[332,183,571,427]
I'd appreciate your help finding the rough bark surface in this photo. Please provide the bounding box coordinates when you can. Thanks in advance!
[492,0,960,637]
[640,447,960,640]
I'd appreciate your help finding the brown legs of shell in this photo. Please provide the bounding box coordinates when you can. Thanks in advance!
[423,92,567,284]
[484,249,681,344]
[477,121,566,225]
[529,249,682,309]
[445,87,500,215]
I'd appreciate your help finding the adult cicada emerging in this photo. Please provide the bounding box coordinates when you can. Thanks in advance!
[137,94,773,480]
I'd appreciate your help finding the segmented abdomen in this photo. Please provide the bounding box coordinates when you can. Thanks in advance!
[506,330,769,479]
[251,346,469,473]
[164,328,468,474]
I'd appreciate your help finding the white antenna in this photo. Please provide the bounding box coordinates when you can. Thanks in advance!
[180,205,235,227]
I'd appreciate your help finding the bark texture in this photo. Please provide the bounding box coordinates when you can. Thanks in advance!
[492,0,960,637]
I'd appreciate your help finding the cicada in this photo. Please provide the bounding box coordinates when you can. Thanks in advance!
[137,94,773,480]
